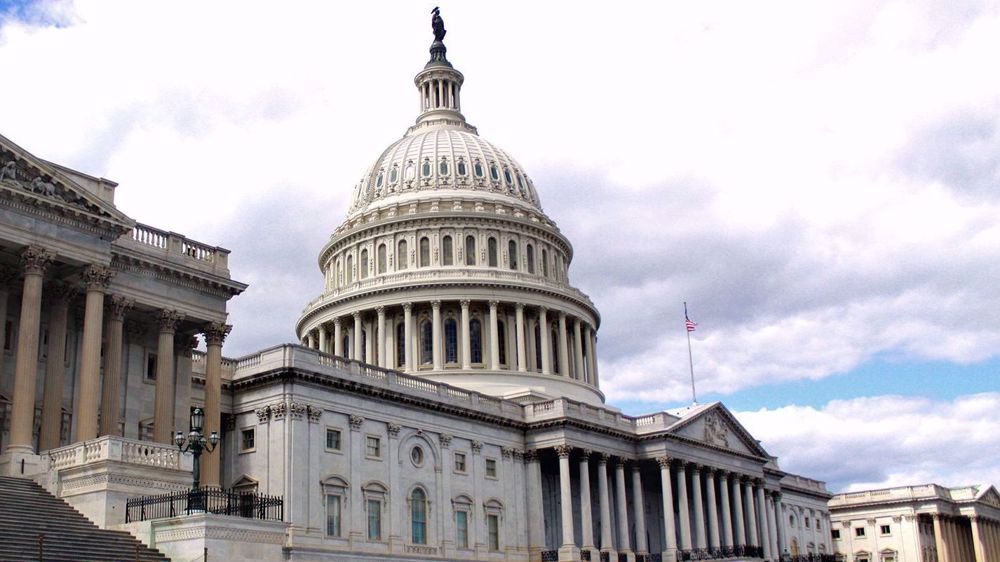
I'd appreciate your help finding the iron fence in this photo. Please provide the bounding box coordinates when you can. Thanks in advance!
[125,487,283,523]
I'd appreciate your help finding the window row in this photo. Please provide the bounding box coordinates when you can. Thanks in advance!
[372,157,533,199]
[329,234,566,287]
[323,479,502,551]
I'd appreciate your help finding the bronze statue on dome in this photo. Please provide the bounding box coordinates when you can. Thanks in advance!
[431,7,446,42]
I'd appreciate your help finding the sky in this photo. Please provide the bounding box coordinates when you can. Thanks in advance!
[1,0,997,493]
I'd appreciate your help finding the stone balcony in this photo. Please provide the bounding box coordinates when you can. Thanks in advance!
[114,222,232,278]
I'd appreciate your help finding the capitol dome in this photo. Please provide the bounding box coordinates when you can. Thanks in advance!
[297,27,603,406]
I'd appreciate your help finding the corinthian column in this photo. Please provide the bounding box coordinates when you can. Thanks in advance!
[99,295,132,436]
[376,306,387,368]
[615,459,632,554]
[691,464,707,549]
[632,463,648,554]
[579,450,595,554]
[732,474,746,547]
[539,307,551,375]
[756,484,771,561]
[598,454,616,556]
[706,468,720,551]
[658,458,678,559]
[431,301,442,370]
[152,309,183,443]
[677,461,693,550]
[6,246,54,454]
[525,450,545,557]
[555,445,578,558]
[39,283,74,451]
[403,303,413,370]
[201,322,230,487]
[460,300,471,369]
[489,300,500,370]
[515,303,527,372]
[74,263,114,443]
[558,312,569,376]
[573,319,584,380]
[0,267,18,386]
[743,478,759,548]
[719,470,734,548]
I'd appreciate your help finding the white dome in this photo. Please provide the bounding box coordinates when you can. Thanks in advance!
[347,127,542,217]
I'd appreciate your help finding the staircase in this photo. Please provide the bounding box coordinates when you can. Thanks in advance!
[0,475,170,561]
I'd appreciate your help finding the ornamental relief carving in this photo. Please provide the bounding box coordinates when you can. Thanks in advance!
[703,412,729,448]
[0,149,103,214]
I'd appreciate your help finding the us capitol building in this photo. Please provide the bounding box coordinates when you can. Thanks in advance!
[0,13,843,562]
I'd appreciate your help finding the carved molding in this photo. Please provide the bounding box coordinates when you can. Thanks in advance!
[157,309,184,333]
[349,414,364,431]
[108,294,134,320]
[438,433,452,448]
[470,440,483,454]
[554,445,572,458]
[21,245,55,276]
[255,406,271,423]
[203,322,232,346]
[387,422,401,438]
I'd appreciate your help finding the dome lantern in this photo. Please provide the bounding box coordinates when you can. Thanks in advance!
[414,8,467,128]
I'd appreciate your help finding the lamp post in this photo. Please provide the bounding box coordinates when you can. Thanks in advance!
[174,407,219,511]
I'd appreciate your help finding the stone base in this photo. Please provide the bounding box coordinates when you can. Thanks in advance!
[117,513,288,562]
[559,544,580,562]
[661,549,678,562]
[0,450,43,477]
[601,548,619,562]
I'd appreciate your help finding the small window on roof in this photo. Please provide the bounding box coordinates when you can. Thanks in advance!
[474,161,484,177]
[503,168,513,185]
[457,160,467,176]
[405,162,415,180]
[439,159,449,175]
[376,171,384,188]
[422,160,432,177]
[389,166,398,183]
[490,164,499,181]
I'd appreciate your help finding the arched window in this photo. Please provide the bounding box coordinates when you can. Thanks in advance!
[508,240,518,270]
[420,320,433,365]
[497,321,507,365]
[526,244,535,274]
[542,249,549,277]
[360,249,369,279]
[465,235,476,266]
[334,259,341,287]
[345,255,354,284]
[470,319,483,364]
[377,244,387,274]
[396,322,406,368]
[442,236,453,266]
[534,322,542,370]
[397,240,408,270]
[411,488,427,544]
[444,318,458,364]
[419,237,430,267]
[487,237,498,267]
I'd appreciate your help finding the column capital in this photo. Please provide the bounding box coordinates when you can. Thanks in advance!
[21,245,55,276]
[554,444,573,458]
[402,302,413,311]
[203,322,232,346]
[523,449,539,463]
[770,491,783,501]
[471,440,484,454]
[80,263,114,290]
[386,422,401,438]
[157,309,183,333]
[431,300,441,309]
[438,433,452,448]
[488,299,499,308]
[375,305,385,315]
[460,299,470,308]
[515,302,525,311]
[351,311,362,320]
[108,294,134,320]
[333,316,342,327]
[753,477,765,486]
[348,414,364,431]
[614,457,628,469]
[656,456,672,468]
[597,452,611,465]
[580,448,593,459]
[538,305,548,314]
[501,446,515,460]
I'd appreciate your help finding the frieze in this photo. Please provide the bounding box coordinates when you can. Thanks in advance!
[0,148,104,215]
[703,412,729,448]
[306,404,322,423]
[255,406,271,423]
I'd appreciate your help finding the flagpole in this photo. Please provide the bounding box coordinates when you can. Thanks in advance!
[685,302,697,405]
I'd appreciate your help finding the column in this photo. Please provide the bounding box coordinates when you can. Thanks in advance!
[589,328,600,386]
[657,458,678,560]
[39,283,73,451]
[99,295,132,436]
[489,301,500,370]
[598,454,616,556]
[573,318,584,380]
[152,309,182,443]
[691,464,707,549]
[756,485,771,561]
[719,470,734,549]
[615,459,632,554]
[460,300,471,369]
[376,306,386,368]
[403,303,413,370]
[773,494,786,557]
[705,467,720,552]
[744,479,759,548]
[765,493,779,562]
[539,307,551,375]
[584,324,596,383]
[632,463,648,554]
[307,332,316,349]
[515,303,527,372]
[934,514,949,562]
[201,322,230,487]
[732,474,746,547]
[557,312,569,377]
[809,508,819,556]
[677,461,692,550]
[318,323,328,353]
[556,445,579,559]
[364,318,373,363]
[352,312,362,361]
[333,317,343,357]
[431,301,442,370]
[579,450,596,553]
[73,263,114,444]
[525,450,545,557]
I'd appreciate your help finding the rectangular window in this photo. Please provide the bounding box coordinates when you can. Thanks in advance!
[880,524,891,536]
[367,499,382,540]
[454,452,467,473]
[326,495,341,537]
[831,529,841,540]
[240,428,255,452]
[487,514,500,551]
[855,527,866,538]
[485,458,497,478]
[456,511,469,548]
[366,435,381,458]
[326,428,342,451]
[145,353,158,380]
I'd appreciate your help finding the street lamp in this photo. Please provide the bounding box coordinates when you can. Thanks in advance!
[175,407,219,511]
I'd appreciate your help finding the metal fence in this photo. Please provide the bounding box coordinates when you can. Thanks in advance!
[125,487,283,523]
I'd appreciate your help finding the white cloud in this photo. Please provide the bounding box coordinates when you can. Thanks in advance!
[736,393,1000,492]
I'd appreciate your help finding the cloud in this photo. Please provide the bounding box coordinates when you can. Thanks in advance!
[735,393,1000,492]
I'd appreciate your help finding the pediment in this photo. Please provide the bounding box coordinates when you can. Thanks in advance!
[0,133,132,231]
[977,485,1000,509]
[670,403,768,457]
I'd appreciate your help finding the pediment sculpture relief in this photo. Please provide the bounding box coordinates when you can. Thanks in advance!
[0,148,102,214]
[703,412,729,448]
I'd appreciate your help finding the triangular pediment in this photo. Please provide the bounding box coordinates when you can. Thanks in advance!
[670,402,769,457]
[976,485,1000,509]
[0,133,132,231]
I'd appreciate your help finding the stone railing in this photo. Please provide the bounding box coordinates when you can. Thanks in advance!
[830,483,946,506]
[116,222,231,276]
[782,473,831,495]
[48,435,192,472]
[304,267,595,311]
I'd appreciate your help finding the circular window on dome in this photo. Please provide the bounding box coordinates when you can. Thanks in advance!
[411,445,424,467]
[389,166,399,184]
[490,164,500,182]
[457,159,467,176]
[439,159,449,176]
[422,160,432,178]
[474,161,484,177]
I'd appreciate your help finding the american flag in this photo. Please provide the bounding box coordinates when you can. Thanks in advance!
[685,316,697,332]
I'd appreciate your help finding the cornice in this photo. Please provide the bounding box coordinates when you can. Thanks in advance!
[0,185,130,240]
[111,249,247,298]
